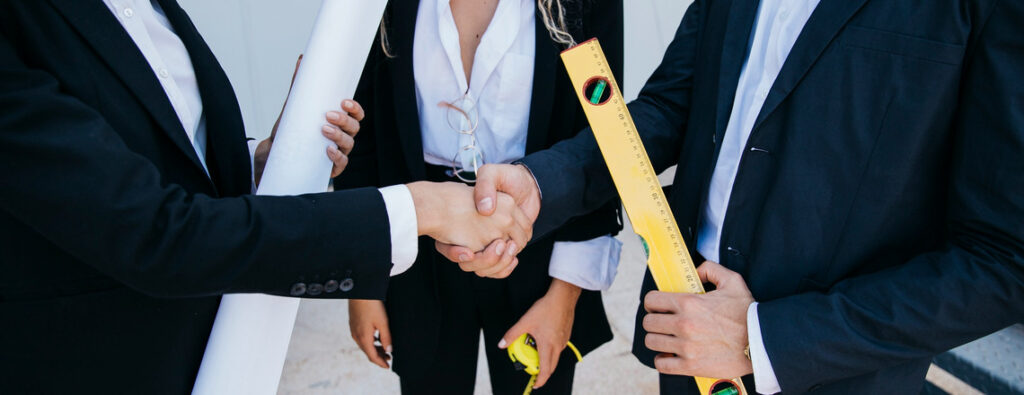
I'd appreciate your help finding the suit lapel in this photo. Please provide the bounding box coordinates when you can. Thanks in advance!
[751,0,870,132]
[524,9,556,155]
[389,0,428,180]
[47,0,209,178]
[713,0,759,143]
[157,0,251,197]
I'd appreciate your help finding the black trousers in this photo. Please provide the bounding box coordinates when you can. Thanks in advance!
[397,256,578,395]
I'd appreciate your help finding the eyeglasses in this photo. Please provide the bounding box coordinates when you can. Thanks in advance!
[439,92,484,183]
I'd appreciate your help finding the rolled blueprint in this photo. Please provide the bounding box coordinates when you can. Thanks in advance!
[192,1,389,394]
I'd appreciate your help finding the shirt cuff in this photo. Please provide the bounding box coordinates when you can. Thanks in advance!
[547,235,622,291]
[247,139,259,194]
[747,302,782,394]
[378,185,418,276]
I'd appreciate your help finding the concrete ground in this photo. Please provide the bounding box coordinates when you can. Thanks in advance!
[278,216,659,395]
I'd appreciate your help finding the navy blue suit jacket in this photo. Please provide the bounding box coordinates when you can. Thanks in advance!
[521,0,1024,393]
[1,0,394,392]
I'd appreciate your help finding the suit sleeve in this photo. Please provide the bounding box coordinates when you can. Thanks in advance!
[521,1,701,238]
[0,31,393,300]
[757,2,1024,392]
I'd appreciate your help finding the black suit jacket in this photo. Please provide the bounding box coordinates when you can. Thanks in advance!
[521,0,1024,394]
[334,0,623,378]
[0,1,396,393]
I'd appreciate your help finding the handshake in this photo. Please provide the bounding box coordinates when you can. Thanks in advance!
[407,164,542,279]
[256,94,544,279]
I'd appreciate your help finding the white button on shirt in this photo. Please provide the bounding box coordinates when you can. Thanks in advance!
[104,0,418,275]
[412,0,621,291]
[695,1,821,393]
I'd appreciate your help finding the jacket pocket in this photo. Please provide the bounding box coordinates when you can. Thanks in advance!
[841,25,965,66]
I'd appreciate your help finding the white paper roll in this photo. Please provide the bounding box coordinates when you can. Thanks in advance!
[192,2,389,394]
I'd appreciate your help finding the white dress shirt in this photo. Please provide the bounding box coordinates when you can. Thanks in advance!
[103,0,419,275]
[695,0,820,393]
[409,0,621,290]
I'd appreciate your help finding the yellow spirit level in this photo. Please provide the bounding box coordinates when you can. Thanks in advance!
[560,38,749,395]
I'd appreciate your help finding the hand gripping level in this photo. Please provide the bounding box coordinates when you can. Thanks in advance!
[560,38,749,395]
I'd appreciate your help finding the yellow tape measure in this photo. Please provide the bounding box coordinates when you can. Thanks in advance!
[507,334,582,394]
[560,38,749,395]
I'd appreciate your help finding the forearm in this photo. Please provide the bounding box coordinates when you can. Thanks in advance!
[545,278,583,305]
[0,50,393,299]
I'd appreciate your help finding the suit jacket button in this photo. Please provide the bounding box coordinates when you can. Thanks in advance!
[324,280,339,293]
[307,283,324,296]
[290,283,307,296]
[339,278,354,292]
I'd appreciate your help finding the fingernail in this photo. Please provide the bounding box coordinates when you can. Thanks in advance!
[322,125,334,135]
[495,241,506,256]
[458,253,470,262]
[385,345,393,353]
[498,339,507,348]
[327,111,340,121]
[507,242,517,256]
[343,101,353,109]
[477,197,493,212]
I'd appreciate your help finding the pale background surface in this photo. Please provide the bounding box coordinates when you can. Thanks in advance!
[176,1,687,393]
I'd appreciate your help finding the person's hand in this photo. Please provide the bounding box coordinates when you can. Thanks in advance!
[348,299,392,369]
[498,279,581,389]
[407,181,532,253]
[642,261,755,378]
[435,164,541,271]
[253,55,365,185]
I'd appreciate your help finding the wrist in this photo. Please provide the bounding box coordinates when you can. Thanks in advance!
[407,182,441,237]
[545,278,582,304]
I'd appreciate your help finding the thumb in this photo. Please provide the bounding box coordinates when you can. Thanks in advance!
[378,321,393,354]
[499,321,529,350]
[474,165,499,216]
[697,260,737,289]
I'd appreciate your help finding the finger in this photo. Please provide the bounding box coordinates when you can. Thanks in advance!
[643,333,678,355]
[322,125,355,155]
[493,257,520,279]
[355,330,388,368]
[326,146,350,176]
[653,353,687,376]
[461,240,504,273]
[477,241,515,278]
[697,260,739,288]
[436,241,476,263]
[326,111,360,137]
[534,343,557,389]
[641,312,676,335]
[507,205,533,253]
[499,322,528,350]
[342,99,365,122]
[474,165,499,216]
[643,291,678,313]
[378,322,393,355]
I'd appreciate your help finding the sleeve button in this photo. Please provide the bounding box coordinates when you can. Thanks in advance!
[307,283,324,296]
[324,280,339,293]
[339,278,354,292]
[289,283,307,296]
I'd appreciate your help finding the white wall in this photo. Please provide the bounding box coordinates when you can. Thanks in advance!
[179,0,692,141]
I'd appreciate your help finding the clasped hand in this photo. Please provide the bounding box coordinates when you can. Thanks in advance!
[432,164,542,278]
[408,181,535,278]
